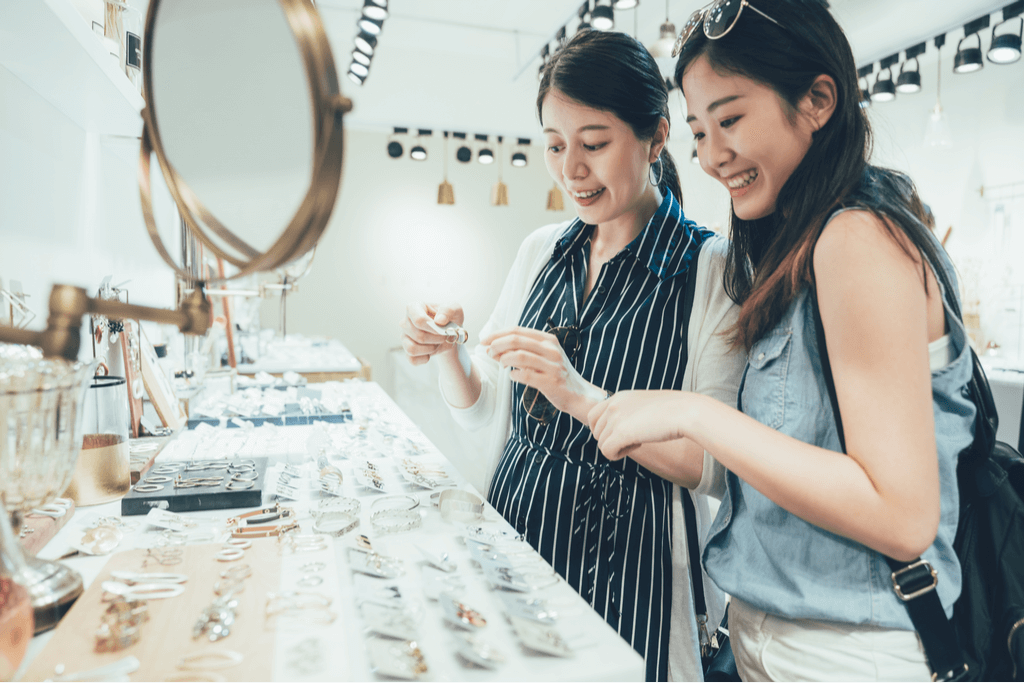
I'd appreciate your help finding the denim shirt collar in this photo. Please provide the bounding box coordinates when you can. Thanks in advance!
[554,192,706,280]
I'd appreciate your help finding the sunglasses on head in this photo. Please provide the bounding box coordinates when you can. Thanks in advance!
[672,0,785,58]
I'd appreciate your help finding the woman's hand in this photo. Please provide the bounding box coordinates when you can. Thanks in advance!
[482,326,607,422]
[588,390,692,460]
[400,302,465,366]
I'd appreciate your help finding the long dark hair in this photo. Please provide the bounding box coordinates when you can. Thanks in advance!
[674,0,942,348]
[538,30,682,203]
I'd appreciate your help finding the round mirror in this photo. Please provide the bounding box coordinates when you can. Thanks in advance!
[139,0,350,280]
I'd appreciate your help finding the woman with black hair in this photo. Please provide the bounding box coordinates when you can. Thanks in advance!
[588,1,975,680]
[401,29,745,681]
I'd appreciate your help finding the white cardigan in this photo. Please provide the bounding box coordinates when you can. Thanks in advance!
[443,220,745,681]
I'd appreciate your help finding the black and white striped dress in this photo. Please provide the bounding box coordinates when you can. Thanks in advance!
[487,192,708,682]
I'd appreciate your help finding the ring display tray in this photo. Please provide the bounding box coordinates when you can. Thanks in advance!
[21,542,281,682]
[186,410,351,429]
[120,458,267,516]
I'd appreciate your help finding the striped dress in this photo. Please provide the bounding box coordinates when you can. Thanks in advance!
[487,192,707,682]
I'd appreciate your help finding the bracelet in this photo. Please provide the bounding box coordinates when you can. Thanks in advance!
[311,513,359,537]
[370,495,419,513]
[438,489,484,523]
[315,497,360,518]
[227,504,294,528]
[369,509,421,535]
[231,520,300,539]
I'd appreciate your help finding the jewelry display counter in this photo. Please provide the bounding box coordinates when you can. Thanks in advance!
[236,336,371,382]
[15,381,644,682]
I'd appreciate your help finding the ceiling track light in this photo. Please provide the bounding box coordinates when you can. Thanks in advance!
[591,1,614,31]
[352,50,371,67]
[896,43,925,94]
[349,61,369,78]
[612,0,638,9]
[577,1,592,32]
[511,138,530,167]
[354,31,377,56]
[989,3,1024,64]
[358,16,384,36]
[475,134,494,164]
[361,0,388,22]
[387,126,407,158]
[955,16,989,73]
[410,129,431,161]
[453,132,472,163]
[870,59,897,103]
[347,70,366,86]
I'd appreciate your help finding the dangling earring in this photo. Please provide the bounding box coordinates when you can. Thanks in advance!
[649,156,664,186]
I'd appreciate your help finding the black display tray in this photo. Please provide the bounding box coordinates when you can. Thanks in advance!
[121,457,268,516]
[186,388,352,429]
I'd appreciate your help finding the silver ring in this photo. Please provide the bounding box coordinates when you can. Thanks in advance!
[224,538,252,549]
[370,495,420,513]
[134,483,164,492]
[297,574,324,587]
[300,562,325,573]
[231,471,259,482]
[226,481,254,491]
[145,476,173,483]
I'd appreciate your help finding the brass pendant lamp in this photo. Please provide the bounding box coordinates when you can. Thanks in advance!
[491,136,509,206]
[546,182,564,211]
[438,131,455,205]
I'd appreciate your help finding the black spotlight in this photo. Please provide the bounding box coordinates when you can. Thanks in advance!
[989,17,1023,64]
[362,0,388,21]
[454,133,472,163]
[387,127,407,158]
[350,61,369,79]
[592,3,614,30]
[577,2,592,32]
[352,50,370,67]
[410,129,431,161]
[476,134,494,164]
[871,68,896,102]
[954,33,985,73]
[358,16,384,36]
[354,31,377,56]
[896,60,921,93]
[511,138,529,167]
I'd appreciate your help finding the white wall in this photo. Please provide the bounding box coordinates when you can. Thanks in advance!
[258,128,577,392]
[0,64,174,332]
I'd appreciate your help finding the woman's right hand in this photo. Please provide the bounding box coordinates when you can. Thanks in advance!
[400,302,466,366]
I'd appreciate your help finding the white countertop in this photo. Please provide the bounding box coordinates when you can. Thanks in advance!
[16,381,644,682]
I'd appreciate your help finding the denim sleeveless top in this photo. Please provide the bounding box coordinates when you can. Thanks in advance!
[703,189,976,629]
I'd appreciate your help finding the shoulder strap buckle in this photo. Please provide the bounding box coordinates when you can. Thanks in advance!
[891,559,938,602]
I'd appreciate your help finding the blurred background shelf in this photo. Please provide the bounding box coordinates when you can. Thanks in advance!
[0,0,143,136]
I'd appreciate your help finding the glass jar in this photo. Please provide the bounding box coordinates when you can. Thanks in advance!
[63,376,131,506]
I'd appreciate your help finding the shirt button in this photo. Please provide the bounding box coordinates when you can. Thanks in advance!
[598,286,606,294]
[757,352,765,360]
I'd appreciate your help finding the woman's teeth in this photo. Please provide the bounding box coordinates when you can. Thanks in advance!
[727,170,758,189]
[573,188,604,198]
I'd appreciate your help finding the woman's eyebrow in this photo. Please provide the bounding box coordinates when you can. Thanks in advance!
[685,94,742,122]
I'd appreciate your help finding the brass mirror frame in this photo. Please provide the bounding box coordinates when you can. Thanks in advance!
[138,0,352,282]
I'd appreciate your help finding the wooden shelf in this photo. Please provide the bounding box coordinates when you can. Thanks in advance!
[0,0,144,136]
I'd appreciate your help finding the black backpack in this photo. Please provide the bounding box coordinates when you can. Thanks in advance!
[812,272,1024,681]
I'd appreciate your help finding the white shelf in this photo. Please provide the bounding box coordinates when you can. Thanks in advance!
[0,0,144,136]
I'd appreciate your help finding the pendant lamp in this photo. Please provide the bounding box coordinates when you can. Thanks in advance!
[547,182,564,211]
[491,137,509,206]
[438,132,455,205]
[924,41,953,148]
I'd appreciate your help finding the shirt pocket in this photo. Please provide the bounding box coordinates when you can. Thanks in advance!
[742,330,793,430]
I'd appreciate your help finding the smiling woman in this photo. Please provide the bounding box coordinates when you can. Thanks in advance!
[399,29,747,683]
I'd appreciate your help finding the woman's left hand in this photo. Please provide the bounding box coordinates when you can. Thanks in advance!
[483,326,606,422]
[588,390,691,460]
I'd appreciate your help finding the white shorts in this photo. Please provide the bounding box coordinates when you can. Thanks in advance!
[729,598,932,682]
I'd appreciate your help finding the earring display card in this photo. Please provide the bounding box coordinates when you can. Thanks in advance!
[120,458,267,516]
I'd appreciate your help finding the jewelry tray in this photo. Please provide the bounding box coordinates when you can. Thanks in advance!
[120,458,268,516]
[21,542,282,682]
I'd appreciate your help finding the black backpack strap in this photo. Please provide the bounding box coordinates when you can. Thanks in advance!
[809,281,968,681]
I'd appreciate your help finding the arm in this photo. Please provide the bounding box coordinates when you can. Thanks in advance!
[590,212,943,562]
[607,236,744,490]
